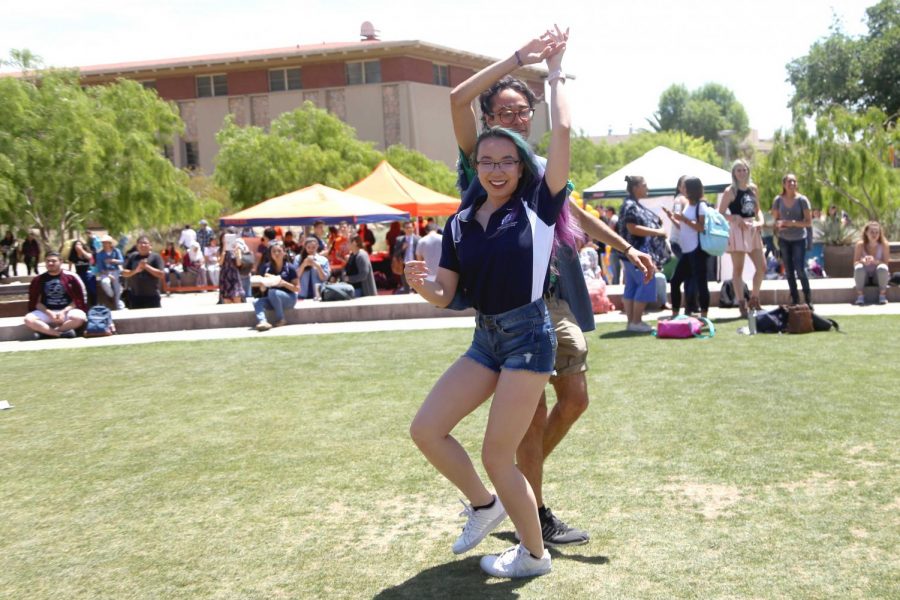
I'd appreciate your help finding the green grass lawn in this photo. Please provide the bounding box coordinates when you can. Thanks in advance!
[1,316,897,599]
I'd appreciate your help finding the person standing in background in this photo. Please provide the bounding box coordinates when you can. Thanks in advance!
[771,174,813,306]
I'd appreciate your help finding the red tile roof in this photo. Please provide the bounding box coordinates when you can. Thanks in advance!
[74,40,548,78]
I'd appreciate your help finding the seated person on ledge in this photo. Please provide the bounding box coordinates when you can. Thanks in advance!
[853,221,890,305]
[24,252,88,338]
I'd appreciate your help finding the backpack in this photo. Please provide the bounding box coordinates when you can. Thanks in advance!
[755,306,788,333]
[238,248,254,276]
[698,201,730,256]
[84,305,115,337]
[786,304,814,334]
[755,306,841,334]
[653,315,715,339]
[718,279,750,308]
[320,282,354,302]
[586,278,613,314]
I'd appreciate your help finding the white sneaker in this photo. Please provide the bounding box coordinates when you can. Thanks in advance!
[452,496,506,554]
[480,544,551,578]
[626,321,653,333]
[854,295,865,306]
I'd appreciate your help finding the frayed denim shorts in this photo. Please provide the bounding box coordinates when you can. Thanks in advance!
[464,298,557,374]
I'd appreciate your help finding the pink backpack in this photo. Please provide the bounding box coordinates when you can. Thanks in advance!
[654,316,715,339]
[586,278,613,314]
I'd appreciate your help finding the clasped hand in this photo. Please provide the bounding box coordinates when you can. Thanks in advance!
[404,260,429,288]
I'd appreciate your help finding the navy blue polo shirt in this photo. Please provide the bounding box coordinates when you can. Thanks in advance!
[259,260,299,283]
[440,177,566,315]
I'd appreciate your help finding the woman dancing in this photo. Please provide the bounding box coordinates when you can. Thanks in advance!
[406,26,569,578]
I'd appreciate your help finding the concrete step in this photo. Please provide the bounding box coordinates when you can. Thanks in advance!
[1,278,896,343]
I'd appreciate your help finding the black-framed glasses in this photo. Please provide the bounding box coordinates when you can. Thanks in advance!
[489,108,534,126]
[476,159,520,172]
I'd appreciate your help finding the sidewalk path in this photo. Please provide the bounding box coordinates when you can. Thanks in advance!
[2,301,897,354]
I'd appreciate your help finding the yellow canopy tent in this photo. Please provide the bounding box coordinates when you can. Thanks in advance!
[344,160,460,218]
[219,183,410,227]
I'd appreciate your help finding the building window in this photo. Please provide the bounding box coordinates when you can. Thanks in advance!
[197,74,227,97]
[141,80,157,91]
[269,68,302,92]
[433,64,449,87]
[346,60,381,85]
[184,141,199,170]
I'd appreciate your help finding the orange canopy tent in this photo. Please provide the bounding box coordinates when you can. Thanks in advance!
[219,183,410,227]
[344,160,460,218]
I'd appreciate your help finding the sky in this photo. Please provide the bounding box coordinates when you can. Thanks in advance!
[1,0,873,139]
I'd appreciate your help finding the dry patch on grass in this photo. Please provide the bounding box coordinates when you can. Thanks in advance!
[777,472,846,494]
[846,443,876,456]
[661,479,743,519]
[317,494,462,551]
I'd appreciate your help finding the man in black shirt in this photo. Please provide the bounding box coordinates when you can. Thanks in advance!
[122,236,165,309]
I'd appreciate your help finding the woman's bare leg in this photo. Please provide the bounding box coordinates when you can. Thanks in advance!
[482,368,549,557]
[410,356,499,505]
[749,247,766,304]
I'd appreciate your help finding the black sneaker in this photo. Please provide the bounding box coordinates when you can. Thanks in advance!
[59,330,77,339]
[539,506,590,547]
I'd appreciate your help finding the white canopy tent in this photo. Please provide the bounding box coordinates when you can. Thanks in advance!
[582,146,732,200]
[583,146,755,282]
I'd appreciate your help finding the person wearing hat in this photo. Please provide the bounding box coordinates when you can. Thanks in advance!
[96,235,125,309]
[196,219,214,250]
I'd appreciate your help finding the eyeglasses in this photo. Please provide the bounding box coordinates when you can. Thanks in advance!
[488,108,534,126]
[476,159,520,172]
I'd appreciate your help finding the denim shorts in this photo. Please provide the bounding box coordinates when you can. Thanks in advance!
[464,298,557,374]
[623,260,657,303]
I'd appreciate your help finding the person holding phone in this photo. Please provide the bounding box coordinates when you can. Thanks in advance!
[297,237,330,299]
[218,229,246,304]
[122,236,165,309]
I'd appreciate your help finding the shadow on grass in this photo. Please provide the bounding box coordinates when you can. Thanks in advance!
[372,556,528,599]
[373,541,610,600]
[597,330,651,340]
[492,531,610,566]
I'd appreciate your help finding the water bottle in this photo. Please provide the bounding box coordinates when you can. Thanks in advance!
[748,308,758,335]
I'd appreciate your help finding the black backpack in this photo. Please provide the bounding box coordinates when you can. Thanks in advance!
[320,282,354,302]
[84,305,115,337]
[718,279,750,308]
[755,306,840,334]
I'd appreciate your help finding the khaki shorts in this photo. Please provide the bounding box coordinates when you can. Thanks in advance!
[546,296,588,380]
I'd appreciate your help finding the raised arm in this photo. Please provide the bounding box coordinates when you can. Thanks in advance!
[543,25,570,196]
[569,198,655,280]
[450,35,557,156]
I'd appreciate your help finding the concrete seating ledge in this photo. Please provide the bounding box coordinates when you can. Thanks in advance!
[0,277,895,342]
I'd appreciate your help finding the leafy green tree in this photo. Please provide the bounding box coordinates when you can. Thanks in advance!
[648,83,750,146]
[0,65,195,251]
[214,102,382,207]
[384,144,458,197]
[187,174,236,226]
[787,0,900,118]
[756,107,900,234]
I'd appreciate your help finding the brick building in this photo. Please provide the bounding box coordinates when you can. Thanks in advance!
[76,26,550,173]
